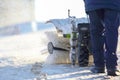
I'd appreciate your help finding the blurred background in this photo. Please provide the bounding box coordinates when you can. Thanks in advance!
[0,1,120,80]
[0,0,86,37]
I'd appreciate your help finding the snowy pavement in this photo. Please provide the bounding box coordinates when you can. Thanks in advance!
[0,30,120,80]
[0,31,49,80]
[31,58,120,80]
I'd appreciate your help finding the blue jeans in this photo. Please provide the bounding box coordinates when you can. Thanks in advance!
[88,9,119,69]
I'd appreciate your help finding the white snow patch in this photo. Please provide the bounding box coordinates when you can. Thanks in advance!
[0,22,120,80]
[0,30,50,80]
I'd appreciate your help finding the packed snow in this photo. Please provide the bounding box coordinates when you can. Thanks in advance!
[0,29,50,80]
[0,21,120,80]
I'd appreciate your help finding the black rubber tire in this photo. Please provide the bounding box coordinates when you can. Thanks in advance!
[78,46,89,67]
[48,42,54,54]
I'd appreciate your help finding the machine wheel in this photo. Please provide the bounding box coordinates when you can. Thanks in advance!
[78,46,89,67]
[48,42,54,54]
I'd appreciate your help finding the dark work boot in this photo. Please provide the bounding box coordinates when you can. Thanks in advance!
[107,68,120,76]
[91,66,105,73]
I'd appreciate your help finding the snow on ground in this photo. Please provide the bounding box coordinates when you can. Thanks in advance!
[0,29,50,80]
[0,25,120,80]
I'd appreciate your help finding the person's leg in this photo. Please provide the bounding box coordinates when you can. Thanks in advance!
[104,9,119,75]
[88,9,105,69]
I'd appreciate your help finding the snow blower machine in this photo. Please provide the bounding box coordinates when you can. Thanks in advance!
[46,10,92,66]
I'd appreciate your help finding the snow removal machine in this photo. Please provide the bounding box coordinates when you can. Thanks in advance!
[46,10,92,66]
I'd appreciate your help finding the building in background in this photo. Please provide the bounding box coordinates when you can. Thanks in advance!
[0,0,34,27]
[0,0,37,36]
